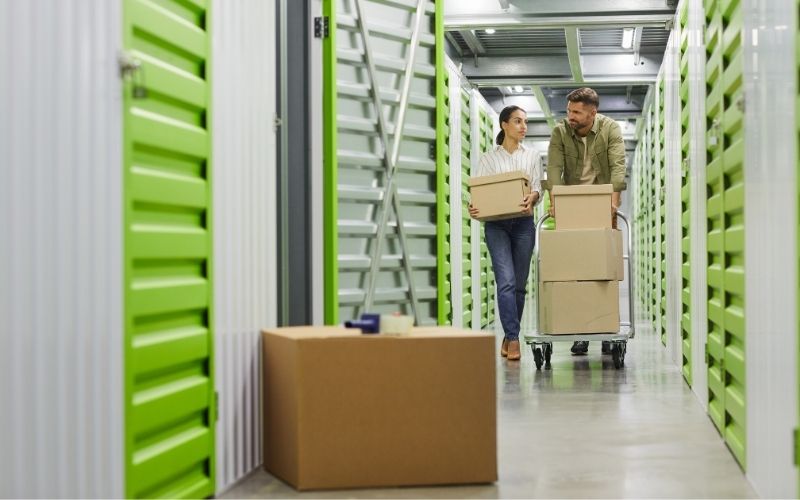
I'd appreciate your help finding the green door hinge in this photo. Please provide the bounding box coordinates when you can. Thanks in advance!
[215,390,219,423]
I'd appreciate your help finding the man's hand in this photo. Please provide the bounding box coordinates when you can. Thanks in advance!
[468,203,480,219]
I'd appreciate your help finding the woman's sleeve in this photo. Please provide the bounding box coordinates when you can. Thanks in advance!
[476,152,492,177]
[531,151,543,203]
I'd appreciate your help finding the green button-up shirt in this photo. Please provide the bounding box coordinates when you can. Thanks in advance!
[546,113,627,192]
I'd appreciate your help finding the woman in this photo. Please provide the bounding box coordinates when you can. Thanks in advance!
[469,105,543,361]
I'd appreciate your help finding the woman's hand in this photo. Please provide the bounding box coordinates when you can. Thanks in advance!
[468,203,480,219]
[520,192,538,215]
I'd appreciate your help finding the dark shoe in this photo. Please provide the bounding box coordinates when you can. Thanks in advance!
[601,341,612,354]
[506,340,521,361]
[570,340,589,355]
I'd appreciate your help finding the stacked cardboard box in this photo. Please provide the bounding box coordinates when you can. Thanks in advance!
[468,171,531,221]
[261,326,497,490]
[539,185,622,334]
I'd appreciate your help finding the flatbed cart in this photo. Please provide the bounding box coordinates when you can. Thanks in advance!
[523,211,635,370]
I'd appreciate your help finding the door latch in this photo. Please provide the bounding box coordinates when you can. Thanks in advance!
[118,53,147,99]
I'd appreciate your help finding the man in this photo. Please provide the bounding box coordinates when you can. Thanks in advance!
[546,87,627,356]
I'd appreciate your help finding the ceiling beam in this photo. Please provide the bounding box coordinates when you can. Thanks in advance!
[632,26,644,65]
[460,54,661,84]
[564,27,583,83]
[444,32,463,57]
[458,30,486,56]
[444,13,673,31]
[532,86,556,128]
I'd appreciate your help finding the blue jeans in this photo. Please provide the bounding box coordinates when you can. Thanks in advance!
[484,216,535,341]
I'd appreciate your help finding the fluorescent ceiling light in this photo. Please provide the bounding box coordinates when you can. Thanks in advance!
[513,85,524,93]
[485,28,496,34]
[621,28,634,49]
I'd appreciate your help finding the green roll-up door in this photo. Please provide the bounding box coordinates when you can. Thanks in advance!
[679,1,692,385]
[322,0,442,326]
[649,106,658,329]
[460,88,473,327]
[478,109,496,326]
[439,67,452,324]
[123,0,215,497]
[705,0,746,468]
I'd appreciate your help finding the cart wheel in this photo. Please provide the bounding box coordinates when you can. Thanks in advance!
[611,343,623,369]
[620,341,627,367]
[543,343,552,365]
[533,347,543,370]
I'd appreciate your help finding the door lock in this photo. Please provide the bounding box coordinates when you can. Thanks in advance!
[118,53,148,99]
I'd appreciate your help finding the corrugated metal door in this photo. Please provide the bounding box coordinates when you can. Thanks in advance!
[478,108,497,327]
[323,0,441,326]
[679,1,692,384]
[459,86,473,327]
[122,1,216,497]
[0,2,125,497]
[705,0,746,468]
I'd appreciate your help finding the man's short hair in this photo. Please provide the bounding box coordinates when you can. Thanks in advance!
[567,87,599,108]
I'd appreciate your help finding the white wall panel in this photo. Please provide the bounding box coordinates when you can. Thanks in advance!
[743,0,798,496]
[211,0,278,494]
[0,1,124,497]
[448,60,463,327]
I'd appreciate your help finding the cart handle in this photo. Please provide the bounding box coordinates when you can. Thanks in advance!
[534,211,635,339]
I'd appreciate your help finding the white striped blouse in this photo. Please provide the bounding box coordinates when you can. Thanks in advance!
[476,143,544,202]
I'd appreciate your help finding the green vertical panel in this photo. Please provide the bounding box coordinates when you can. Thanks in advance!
[477,109,495,326]
[323,0,338,324]
[123,0,215,497]
[679,2,692,385]
[436,0,450,325]
[720,0,746,468]
[705,0,727,439]
[460,89,473,327]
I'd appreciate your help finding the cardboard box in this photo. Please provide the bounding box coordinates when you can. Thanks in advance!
[539,228,623,282]
[468,171,531,221]
[552,184,613,229]
[261,326,497,490]
[539,281,620,334]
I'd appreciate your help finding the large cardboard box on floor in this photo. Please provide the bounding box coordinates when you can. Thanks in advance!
[539,228,623,282]
[261,326,497,490]
[552,184,613,229]
[539,281,620,334]
[468,171,531,221]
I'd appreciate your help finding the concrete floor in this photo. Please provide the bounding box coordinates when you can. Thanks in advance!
[221,319,756,499]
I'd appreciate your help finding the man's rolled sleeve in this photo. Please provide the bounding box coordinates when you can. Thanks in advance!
[608,122,627,191]
[546,128,565,189]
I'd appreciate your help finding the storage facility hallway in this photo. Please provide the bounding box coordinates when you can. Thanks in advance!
[2,0,799,498]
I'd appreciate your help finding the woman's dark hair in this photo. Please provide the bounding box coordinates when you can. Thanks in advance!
[496,105,526,145]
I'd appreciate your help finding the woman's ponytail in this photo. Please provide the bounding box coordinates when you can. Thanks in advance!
[495,130,505,145]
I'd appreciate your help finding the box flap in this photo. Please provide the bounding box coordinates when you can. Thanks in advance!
[262,326,493,341]
[468,170,530,187]
[552,184,613,195]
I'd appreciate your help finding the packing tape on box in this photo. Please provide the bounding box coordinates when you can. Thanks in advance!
[380,314,414,336]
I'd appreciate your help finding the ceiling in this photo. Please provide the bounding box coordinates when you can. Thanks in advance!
[443,0,678,157]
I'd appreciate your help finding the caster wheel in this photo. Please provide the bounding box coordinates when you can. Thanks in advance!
[612,343,623,369]
[533,347,543,370]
